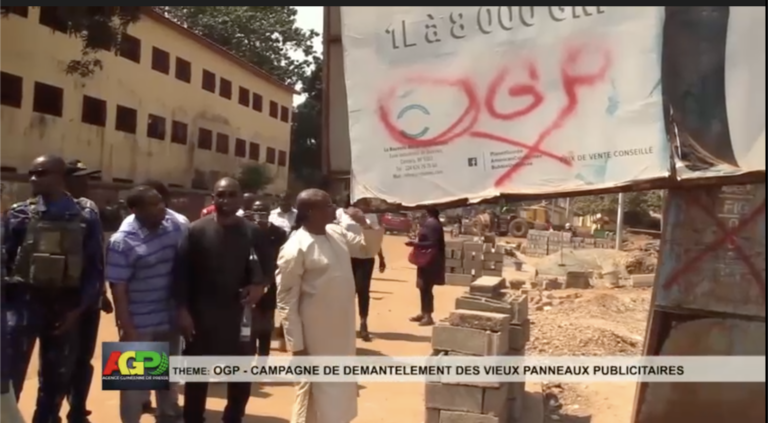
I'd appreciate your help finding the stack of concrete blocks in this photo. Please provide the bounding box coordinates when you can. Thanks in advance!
[425,276,530,423]
[482,242,505,278]
[462,241,485,280]
[445,239,474,286]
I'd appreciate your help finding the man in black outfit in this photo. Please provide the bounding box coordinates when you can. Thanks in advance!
[172,177,266,423]
[246,201,288,356]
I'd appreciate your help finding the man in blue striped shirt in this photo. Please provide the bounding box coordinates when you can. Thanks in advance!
[106,185,186,423]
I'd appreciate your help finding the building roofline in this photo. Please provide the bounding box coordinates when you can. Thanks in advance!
[142,8,300,96]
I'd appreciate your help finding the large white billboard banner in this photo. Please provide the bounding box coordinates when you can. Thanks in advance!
[342,7,669,205]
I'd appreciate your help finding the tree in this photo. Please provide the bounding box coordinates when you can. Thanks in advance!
[1,7,142,77]
[238,163,273,193]
[157,7,319,87]
[571,190,665,217]
[289,58,326,189]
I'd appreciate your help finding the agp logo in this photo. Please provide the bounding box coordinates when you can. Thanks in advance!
[101,342,170,391]
[103,350,169,376]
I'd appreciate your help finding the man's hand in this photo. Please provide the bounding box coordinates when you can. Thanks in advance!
[346,208,368,226]
[177,308,195,340]
[100,293,114,314]
[241,285,266,307]
[54,309,81,335]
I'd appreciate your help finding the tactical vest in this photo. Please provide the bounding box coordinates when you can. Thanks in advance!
[11,198,89,289]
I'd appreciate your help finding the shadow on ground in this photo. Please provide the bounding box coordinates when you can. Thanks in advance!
[373,277,408,283]
[548,414,592,423]
[205,409,289,423]
[185,382,277,400]
[356,347,388,356]
[372,331,430,343]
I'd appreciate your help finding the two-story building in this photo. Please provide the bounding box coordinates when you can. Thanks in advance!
[0,7,296,194]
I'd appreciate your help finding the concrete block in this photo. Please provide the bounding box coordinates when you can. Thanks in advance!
[484,269,503,277]
[507,381,525,400]
[483,243,494,253]
[425,382,483,413]
[439,411,501,423]
[446,239,467,250]
[508,320,530,351]
[446,258,462,268]
[425,408,440,423]
[446,273,474,287]
[483,384,510,417]
[484,252,505,262]
[482,261,502,270]
[463,259,483,270]
[565,271,592,289]
[455,295,513,316]
[506,278,526,290]
[432,323,508,356]
[508,294,528,324]
[631,273,655,288]
[448,309,511,332]
[470,276,506,295]
[482,234,496,244]
[463,242,483,253]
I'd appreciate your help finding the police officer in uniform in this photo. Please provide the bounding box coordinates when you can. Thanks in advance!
[62,159,113,423]
[2,154,104,423]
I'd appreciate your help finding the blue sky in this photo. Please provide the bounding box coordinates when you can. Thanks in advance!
[293,7,324,105]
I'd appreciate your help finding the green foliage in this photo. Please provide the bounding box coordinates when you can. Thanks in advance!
[2,7,142,77]
[238,163,273,193]
[571,190,665,216]
[157,7,319,87]
[290,59,324,188]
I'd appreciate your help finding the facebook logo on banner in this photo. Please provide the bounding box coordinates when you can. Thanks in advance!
[467,157,478,167]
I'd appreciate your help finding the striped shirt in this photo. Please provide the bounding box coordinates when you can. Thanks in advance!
[118,208,189,230]
[106,214,187,332]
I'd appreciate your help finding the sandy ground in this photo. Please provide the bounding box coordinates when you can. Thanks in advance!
[16,234,645,423]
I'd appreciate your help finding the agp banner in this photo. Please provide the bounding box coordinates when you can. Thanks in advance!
[664,7,766,179]
[342,7,669,205]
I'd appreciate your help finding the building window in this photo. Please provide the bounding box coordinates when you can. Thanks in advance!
[115,105,137,134]
[278,150,287,167]
[219,78,232,100]
[119,33,141,63]
[234,138,247,158]
[1,7,29,18]
[38,7,68,33]
[171,121,188,145]
[202,69,216,93]
[269,101,279,119]
[280,105,290,123]
[266,147,276,164]
[215,133,229,155]
[238,87,249,107]
[175,57,191,83]
[81,95,106,127]
[198,128,213,150]
[0,72,23,108]
[248,142,260,161]
[151,47,170,75]
[32,82,63,117]
[252,93,263,112]
[147,114,166,140]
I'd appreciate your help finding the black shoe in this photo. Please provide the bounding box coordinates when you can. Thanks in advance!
[359,322,372,342]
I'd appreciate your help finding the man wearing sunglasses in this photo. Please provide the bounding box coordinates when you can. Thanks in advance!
[2,155,104,422]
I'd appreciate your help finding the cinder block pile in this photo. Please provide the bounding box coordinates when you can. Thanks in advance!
[426,276,531,423]
[445,236,506,287]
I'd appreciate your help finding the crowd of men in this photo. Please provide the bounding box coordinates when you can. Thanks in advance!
[1,154,387,423]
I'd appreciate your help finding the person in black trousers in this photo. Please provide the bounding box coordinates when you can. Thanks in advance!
[246,201,288,356]
[406,208,445,326]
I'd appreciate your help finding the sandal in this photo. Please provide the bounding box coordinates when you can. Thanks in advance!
[409,314,424,322]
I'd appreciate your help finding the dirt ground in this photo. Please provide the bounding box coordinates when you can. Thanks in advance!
[16,235,650,423]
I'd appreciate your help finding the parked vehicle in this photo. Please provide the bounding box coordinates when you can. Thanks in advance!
[381,211,412,234]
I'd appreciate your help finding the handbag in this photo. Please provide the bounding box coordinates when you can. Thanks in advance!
[408,246,436,267]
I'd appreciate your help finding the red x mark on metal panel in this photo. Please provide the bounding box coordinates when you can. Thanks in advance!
[662,193,766,301]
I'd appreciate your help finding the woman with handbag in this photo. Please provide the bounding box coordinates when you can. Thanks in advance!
[406,208,446,326]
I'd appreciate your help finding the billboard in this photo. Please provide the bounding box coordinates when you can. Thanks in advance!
[664,7,766,179]
[340,7,669,205]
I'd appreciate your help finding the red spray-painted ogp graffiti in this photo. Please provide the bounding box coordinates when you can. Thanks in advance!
[376,42,613,187]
